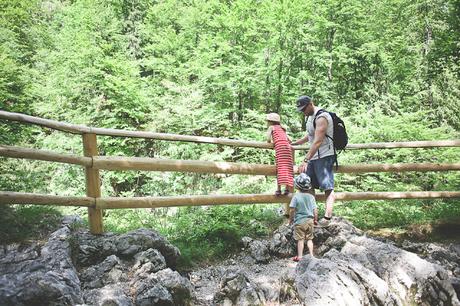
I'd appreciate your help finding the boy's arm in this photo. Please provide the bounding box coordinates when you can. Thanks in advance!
[289,196,296,225]
[289,208,295,225]
[313,208,318,225]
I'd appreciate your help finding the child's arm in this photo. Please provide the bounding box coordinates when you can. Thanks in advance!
[289,196,296,225]
[289,208,295,225]
[266,126,273,143]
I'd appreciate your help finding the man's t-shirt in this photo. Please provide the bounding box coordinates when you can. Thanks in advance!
[289,192,317,225]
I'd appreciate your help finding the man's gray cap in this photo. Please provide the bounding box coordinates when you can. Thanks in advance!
[296,96,312,112]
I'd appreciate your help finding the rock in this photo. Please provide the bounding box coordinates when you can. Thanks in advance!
[153,269,193,305]
[83,284,133,306]
[452,278,460,299]
[133,248,167,272]
[80,255,128,289]
[293,234,460,306]
[246,240,270,263]
[0,216,193,306]
[241,237,252,248]
[0,226,82,306]
[214,269,266,306]
[295,253,398,305]
[135,283,174,306]
[75,228,180,268]
[132,268,192,306]
[268,224,295,257]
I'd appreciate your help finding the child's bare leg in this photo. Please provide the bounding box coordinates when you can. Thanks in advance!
[283,185,293,195]
[306,239,314,256]
[297,239,304,258]
[275,185,281,196]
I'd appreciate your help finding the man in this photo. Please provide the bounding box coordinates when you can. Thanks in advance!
[291,96,335,227]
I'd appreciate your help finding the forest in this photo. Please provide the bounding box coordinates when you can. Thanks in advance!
[0,0,459,266]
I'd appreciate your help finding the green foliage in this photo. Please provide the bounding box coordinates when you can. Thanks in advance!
[337,199,460,230]
[0,0,459,266]
[0,205,62,244]
[101,205,283,267]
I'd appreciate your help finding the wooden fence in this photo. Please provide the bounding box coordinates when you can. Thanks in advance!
[1,110,459,234]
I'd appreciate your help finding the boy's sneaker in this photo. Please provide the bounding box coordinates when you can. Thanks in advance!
[317,218,331,228]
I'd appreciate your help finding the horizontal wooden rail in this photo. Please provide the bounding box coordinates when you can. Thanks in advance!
[0,111,91,134]
[96,191,460,208]
[344,140,460,150]
[338,162,460,173]
[0,191,95,207]
[0,110,273,149]
[1,147,459,174]
[2,191,459,208]
[92,156,460,174]
[92,156,275,175]
[0,145,92,166]
[2,111,459,150]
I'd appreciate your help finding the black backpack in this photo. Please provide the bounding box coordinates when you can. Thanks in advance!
[313,109,348,167]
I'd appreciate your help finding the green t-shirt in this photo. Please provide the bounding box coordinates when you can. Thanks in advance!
[289,192,317,225]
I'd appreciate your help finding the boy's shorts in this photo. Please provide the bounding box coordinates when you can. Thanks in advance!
[294,219,314,241]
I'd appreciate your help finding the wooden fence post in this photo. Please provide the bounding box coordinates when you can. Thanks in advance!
[83,133,103,234]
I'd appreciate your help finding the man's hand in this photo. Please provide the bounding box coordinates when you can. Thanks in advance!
[299,161,308,173]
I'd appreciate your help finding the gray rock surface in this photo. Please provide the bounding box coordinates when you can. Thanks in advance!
[0,225,82,306]
[193,217,459,306]
[241,237,270,263]
[1,215,459,306]
[213,268,267,306]
[83,284,133,306]
[0,217,192,306]
[76,228,180,268]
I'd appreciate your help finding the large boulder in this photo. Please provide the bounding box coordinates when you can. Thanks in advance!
[83,284,133,306]
[213,269,266,306]
[132,268,193,306]
[76,228,180,268]
[0,217,192,306]
[0,226,82,306]
[292,218,460,306]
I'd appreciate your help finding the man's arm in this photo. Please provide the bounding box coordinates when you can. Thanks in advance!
[304,117,327,160]
[313,208,318,225]
[291,134,308,146]
[299,117,328,172]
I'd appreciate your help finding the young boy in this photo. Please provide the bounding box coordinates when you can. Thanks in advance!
[289,173,318,261]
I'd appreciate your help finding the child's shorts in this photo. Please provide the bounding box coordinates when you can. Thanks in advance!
[294,219,314,241]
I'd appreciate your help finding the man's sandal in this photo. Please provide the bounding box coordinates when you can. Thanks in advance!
[292,256,300,262]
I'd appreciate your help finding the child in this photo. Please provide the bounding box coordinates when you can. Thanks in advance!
[289,173,318,261]
[266,113,294,197]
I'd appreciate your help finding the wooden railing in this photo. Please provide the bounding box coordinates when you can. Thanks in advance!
[1,110,459,234]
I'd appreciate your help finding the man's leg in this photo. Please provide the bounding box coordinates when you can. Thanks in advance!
[306,239,314,256]
[324,189,335,218]
[297,239,304,258]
